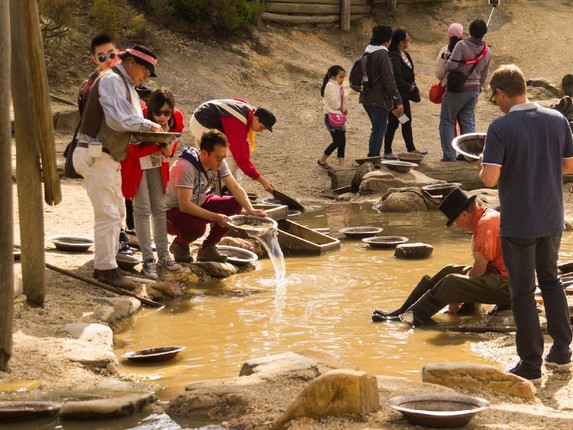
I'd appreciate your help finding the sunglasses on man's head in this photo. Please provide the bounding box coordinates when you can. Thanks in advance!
[97,52,117,63]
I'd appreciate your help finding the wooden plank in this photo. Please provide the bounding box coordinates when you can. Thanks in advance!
[0,0,13,371]
[268,0,370,3]
[266,3,370,14]
[341,0,351,31]
[262,12,339,23]
[268,0,340,4]
[10,0,46,307]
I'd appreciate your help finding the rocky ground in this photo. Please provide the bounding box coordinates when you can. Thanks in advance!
[4,0,573,428]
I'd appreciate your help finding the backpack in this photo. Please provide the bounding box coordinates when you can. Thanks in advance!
[349,53,372,92]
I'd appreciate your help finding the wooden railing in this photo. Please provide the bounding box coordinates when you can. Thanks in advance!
[261,0,455,29]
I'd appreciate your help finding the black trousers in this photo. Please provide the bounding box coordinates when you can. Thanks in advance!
[324,128,346,158]
[384,98,415,154]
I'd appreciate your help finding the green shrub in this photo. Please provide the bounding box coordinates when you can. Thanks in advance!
[163,0,263,35]
[92,0,147,39]
[38,0,76,39]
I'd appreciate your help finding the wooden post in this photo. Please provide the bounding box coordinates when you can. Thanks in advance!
[10,0,55,306]
[0,0,14,370]
[340,0,351,31]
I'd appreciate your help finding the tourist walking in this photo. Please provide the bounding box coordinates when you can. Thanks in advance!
[383,29,426,159]
[73,46,162,290]
[359,24,403,158]
[372,188,510,326]
[439,19,491,161]
[318,65,347,170]
[479,64,573,382]
[435,23,464,137]
[189,99,276,193]
[121,88,183,279]
[165,130,268,263]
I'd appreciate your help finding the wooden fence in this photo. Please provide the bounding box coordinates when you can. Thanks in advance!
[261,0,455,29]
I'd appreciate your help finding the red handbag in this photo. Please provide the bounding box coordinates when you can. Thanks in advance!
[429,83,445,104]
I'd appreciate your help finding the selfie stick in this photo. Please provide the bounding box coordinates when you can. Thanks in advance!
[487,5,496,27]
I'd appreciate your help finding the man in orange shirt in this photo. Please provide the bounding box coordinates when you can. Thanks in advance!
[372,188,510,327]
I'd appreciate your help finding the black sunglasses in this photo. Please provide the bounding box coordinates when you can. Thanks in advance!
[97,52,118,63]
[154,109,173,117]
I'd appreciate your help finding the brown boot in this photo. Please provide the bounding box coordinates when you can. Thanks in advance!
[98,268,137,291]
[169,240,193,263]
[197,245,228,263]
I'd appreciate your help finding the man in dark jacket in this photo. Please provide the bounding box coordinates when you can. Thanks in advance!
[359,24,403,157]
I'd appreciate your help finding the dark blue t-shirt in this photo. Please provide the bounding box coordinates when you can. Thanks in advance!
[482,103,573,238]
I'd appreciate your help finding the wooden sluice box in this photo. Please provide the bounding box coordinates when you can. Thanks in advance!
[233,204,340,255]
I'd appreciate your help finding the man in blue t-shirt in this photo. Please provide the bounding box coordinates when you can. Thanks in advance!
[479,64,573,382]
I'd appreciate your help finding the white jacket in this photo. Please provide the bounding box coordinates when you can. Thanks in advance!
[323,80,344,115]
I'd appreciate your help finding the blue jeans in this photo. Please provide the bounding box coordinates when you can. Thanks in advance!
[439,91,479,160]
[363,105,389,157]
[501,234,572,372]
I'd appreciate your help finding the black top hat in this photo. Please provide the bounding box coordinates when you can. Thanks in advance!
[254,107,276,132]
[120,45,158,77]
[438,187,477,227]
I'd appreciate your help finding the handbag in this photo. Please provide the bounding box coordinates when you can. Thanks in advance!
[410,85,421,103]
[327,85,347,128]
[63,120,83,179]
[429,83,445,104]
[328,113,347,128]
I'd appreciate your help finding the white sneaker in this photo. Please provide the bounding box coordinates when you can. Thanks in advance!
[158,256,181,272]
[141,259,159,280]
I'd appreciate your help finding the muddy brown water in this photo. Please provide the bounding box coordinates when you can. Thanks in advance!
[114,204,573,400]
[10,203,573,429]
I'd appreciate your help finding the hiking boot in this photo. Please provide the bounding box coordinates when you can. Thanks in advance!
[98,268,137,291]
[509,361,542,382]
[141,259,159,280]
[169,241,193,263]
[158,256,182,272]
[197,245,228,263]
[545,347,572,370]
[372,310,401,322]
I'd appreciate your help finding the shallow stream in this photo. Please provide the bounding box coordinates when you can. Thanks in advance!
[8,203,573,429]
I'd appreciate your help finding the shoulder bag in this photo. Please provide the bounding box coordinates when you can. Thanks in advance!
[63,120,83,178]
[446,43,488,94]
[328,86,347,128]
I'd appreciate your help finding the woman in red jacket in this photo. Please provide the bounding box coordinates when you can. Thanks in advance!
[121,88,184,279]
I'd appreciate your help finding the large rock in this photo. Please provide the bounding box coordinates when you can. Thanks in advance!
[422,361,536,399]
[394,242,434,259]
[359,170,441,195]
[60,323,113,347]
[240,351,318,377]
[91,297,141,324]
[59,393,156,419]
[194,261,238,278]
[272,369,379,429]
[63,339,118,372]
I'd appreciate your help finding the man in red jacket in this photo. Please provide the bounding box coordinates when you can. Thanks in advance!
[189,99,276,193]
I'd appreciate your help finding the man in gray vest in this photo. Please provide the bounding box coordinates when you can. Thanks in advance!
[73,45,162,290]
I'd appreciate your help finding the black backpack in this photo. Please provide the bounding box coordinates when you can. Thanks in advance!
[349,53,372,92]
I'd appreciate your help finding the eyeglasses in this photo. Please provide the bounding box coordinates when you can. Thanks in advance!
[489,88,500,106]
[154,110,173,117]
[210,153,227,162]
[97,52,117,63]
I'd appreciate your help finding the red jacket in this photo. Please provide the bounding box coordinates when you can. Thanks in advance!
[121,108,185,199]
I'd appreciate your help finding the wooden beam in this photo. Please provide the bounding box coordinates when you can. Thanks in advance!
[0,0,14,371]
[340,0,351,31]
[261,12,365,23]
[10,0,47,307]
[266,3,370,13]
